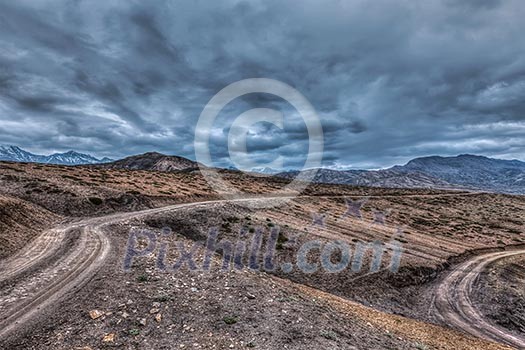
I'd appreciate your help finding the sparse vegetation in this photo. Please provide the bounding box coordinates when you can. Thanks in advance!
[129,329,140,336]
[0,161,524,350]
[136,274,148,283]
[320,330,338,341]
[222,316,238,325]
[153,295,172,303]
[276,231,288,250]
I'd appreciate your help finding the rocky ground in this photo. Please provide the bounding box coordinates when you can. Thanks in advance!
[473,254,525,335]
[1,161,524,349]
[1,206,511,350]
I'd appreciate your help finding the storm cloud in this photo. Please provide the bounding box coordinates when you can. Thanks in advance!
[0,0,524,169]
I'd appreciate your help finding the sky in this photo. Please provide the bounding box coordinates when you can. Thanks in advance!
[0,0,524,170]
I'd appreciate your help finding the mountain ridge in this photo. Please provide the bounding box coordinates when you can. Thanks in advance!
[391,154,525,193]
[2,146,524,194]
[0,145,113,165]
[278,154,525,194]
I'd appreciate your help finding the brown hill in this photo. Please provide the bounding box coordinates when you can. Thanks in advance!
[101,152,199,172]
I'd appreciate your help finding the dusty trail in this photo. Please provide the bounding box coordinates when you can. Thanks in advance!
[0,191,501,344]
[0,196,291,341]
[0,226,110,338]
[431,249,525,349]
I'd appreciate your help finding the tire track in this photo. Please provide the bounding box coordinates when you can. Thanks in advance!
[0,228,66,283]
[0,192,497,343]
[0,197,290,341]
[431,249,525,349]
[0,226,110,339]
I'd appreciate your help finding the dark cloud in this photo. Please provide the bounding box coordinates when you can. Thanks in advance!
[446,0,502,10]
[0,0,524,168]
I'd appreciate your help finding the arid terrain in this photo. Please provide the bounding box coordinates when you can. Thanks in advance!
[1,161,524,349]
[2,0,525,349]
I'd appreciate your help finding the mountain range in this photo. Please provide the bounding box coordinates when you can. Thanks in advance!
[0,145,112,165]
[392,154,525,193]
[278,154,525,194]
[1,145,524,194]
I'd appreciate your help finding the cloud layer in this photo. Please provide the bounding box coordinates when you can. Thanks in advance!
[0,0,524,169]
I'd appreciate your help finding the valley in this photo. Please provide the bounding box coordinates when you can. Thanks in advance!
[0,160,524,349]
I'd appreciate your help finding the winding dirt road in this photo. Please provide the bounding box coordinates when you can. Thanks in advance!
[431,249,525,349]
[0,191,519,347]
[0,197,292,341]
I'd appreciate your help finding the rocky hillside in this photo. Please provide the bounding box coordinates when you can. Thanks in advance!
[278,168,455,190]
[392,154,525,194]
[101,152,198,172]
[278,154,525,194]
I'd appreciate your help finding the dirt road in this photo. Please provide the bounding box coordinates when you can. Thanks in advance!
[0,192,520,347]
[0,197,292,341]
[431,249,525,349]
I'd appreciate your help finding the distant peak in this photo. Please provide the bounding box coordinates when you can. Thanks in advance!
[0,145,110,165]
[141,151,165,156]
[0,144,22,150]
[457,154,487,159]
[56,150,87,155]
[59,150,78,155]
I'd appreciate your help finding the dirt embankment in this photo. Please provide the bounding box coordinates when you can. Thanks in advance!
[473,254,525,335]
[2,201,511,350]
[0,194,60,259]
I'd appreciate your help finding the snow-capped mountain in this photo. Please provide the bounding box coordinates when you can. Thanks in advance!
[277,168,456,190]
[0,145,46,163]
[250,167,281,175]
[0,145,113,165]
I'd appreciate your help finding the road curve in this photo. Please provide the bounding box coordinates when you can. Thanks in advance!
[431,249,525,349]
[0,192,499,342]
[2,191,476,286]
[0,226,111,339]
[0,196,292,341]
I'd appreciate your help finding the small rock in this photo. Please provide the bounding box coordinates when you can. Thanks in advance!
[139,318,147,326]
[150,308,160,314]
[102,333,115,343]
[89,310,104,320]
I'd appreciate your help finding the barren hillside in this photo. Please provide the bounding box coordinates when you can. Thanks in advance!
[1,161,524,349]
